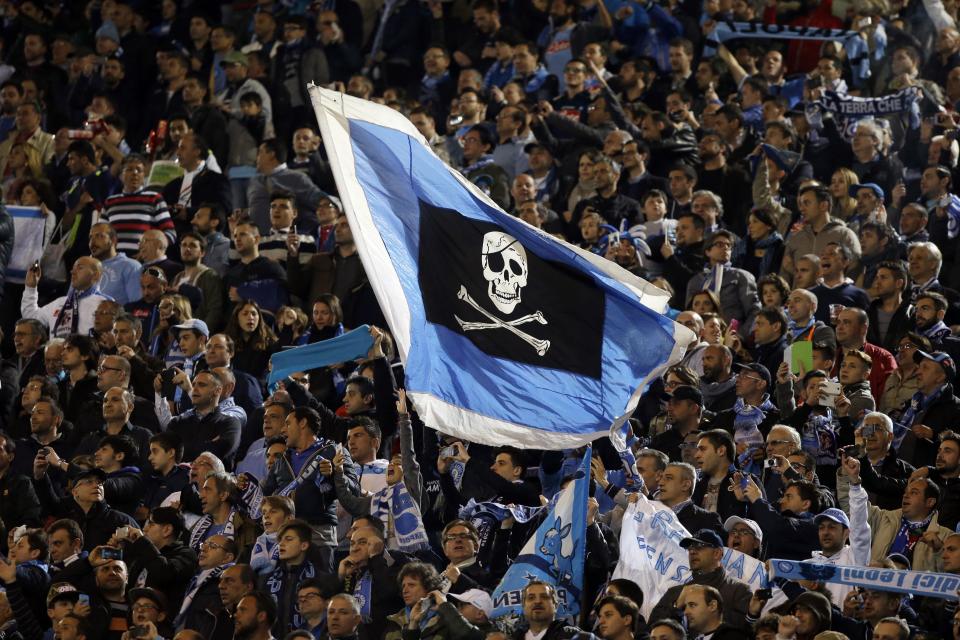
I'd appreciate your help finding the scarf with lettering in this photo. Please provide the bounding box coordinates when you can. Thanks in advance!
[890,512,935,556]
[266,560,317,628]
[175,562,233,627]
[51,285,107,337]
[188,508,237,551]
[249,531,280,575]
[897,384,947,449]
[922,320,952,342]
[370,481,429,552]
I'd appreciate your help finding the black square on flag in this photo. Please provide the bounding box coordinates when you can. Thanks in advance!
[418,200,605,379]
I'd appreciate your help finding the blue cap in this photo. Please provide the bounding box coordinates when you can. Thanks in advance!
[96,21,120,44]
[913,350,956,381]
[849,183,884,200]
[814,508,850,529]
[173,319,210,338]
[680,528,724,549]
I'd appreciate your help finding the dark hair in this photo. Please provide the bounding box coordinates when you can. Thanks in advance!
[47,519,83,548]
[35,395,63,421]
[148,506,186,538]
[717,104,744,126]
[290,407,322,434]
[650,619,686,640]
[940,430,960,450]
[606,578,644,610]
[676,211,705,231]
[397,562,445,592]
[67,140,96,163]
[260,138,287,164]
[269,189,296,206]
[912,477,941,507]
[64,334,99,369]
[812,342,836,362]
[596,595,639,632]
[442,519,480,545]
[758,274,791,302]
[757,307,788,338]
[243,591,278,627]
[297,576,341,599]
[225,300,277,351]
[917,291,949,312]
[785,480,821,513]
[347,416,381,441]
[741,76,768,97]
[495,445,527,474]
[799,183,834,209]
[467,124,496,151]
[801,369,828,386]
[179,230,206,248]
[313,293,344,325]
[699,429,735,463]
[345,375,375,400]
[62,613,91,639]
[277,518,313,543]
[97,434,138,465]
[149,431,183,462]
[21,528,49,562]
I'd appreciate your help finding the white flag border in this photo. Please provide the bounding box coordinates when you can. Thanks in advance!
[308,85,694,449]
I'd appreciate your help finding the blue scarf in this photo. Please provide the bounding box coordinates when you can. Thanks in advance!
[922,320,952,341]
[890,513,934,556]
[266,560,317,628]
[734,397,772,474]
[788,317,817,341]
[461,155,496,176]
[370,481,429,552]
[897,385,946,448]
[249,532,280,575]
[351,569,373,621]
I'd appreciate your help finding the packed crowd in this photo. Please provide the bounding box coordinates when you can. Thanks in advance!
[2,1,960,640]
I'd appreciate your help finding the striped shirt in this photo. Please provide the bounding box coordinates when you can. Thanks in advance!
[227,227,317,266]
[101,189,176,257]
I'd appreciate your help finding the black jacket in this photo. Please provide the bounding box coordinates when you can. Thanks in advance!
[30,486,137,551]
[122,536,198,608]
[676,501,725,539]
[340,551,411,640]
[747,500,820,560]
[0,206,13,292]
[0,472,41,548]
[649,567,752,630]
[867,298,914,353]
[143,464,191,510]
[168,408,242,469]
[162,167,232,217]
[896,382,960,466]
[692,471,760,522]
[510,620,598,640]
[858,451,916,511]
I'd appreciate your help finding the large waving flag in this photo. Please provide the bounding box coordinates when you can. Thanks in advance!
[309,86,693,449]
[490,449,591,618]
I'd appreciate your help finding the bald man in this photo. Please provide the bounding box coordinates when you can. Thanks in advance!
[785,289,836,347]
[137,229,183,282]
[22,257,111,338]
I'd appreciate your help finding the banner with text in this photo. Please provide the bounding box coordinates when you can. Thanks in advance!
[770,559,960,600]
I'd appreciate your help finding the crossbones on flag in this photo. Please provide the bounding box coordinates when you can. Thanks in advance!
[309,86,693,449]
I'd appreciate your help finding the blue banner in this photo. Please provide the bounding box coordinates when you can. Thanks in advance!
[268,325,372,386]
[769,559,960,600]
[490,449,591,618]
[309,87,691,450]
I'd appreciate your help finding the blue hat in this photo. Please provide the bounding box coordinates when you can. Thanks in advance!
[96,21,120,44]
[913,350,956,381]
[173,319,210,338]
[814,508,850,529]
[849,183,884,200]
[680,528,724,549]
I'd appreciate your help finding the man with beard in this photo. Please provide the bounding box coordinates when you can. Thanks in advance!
[867,261,913,352]
[897,204,929,252]
[649,530,752,629]
[662,212,707,308]
[805,508,871,606]
[233,592,276,640]
[699,345,736,413]
[696,130,751,231]
[910,430,960,530]
[205,564,256,640]
[913,293,960,360]
[857,223,902,291]
[88,223,142,306]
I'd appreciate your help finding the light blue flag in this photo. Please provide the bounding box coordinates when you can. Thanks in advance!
[490,449,591,619]
[8,206,46,284]
[309,87,692,450]
[267,325,372,386]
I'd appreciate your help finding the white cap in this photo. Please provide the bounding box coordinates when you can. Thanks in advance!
[448,589,494,617]
[723,516,763,544]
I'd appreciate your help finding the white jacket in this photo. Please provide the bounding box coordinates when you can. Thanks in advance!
[808,484,873,606]
[20,286,110,337]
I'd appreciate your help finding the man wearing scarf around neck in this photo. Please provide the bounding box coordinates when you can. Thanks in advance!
[785,289,836,348]
[21,257,111,339]
[895,350,960,467]
[913,292,960,361]
[843,454,952,572]
[260,519,329,637]
[705,363,780,452]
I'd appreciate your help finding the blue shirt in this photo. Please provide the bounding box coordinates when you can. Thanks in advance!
[99,253,142,305]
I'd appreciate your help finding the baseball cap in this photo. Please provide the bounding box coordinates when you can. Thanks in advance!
[129,587,169,613]
[47,583,80,607]
[734,362,771,388]
[723,516,763,544]
[219,51,248,67]
[663,384,703,406]
[849,183,884,200]
[524,141,549,154]
[448,589,494,617]
[814,508,850,529]
[173,319,210,338]
[680,528,724,549]
[74,468,108,484]
[913,350,956,381]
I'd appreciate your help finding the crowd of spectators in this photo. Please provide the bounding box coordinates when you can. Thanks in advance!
[0,1,959,640]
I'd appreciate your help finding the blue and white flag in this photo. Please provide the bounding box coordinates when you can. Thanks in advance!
[268,325,373,386]
[490,448,591,619]
[612,496,769,619]
[309,87,692,449]
[8,206,47,284]
[459,498,547,524]
[769,559,960,601]
[811,88,921,141]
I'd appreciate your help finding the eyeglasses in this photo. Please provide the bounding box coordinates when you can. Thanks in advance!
[97,366,123,374]
[201,541,226,551]
[711,241,734,249]
[729,528,755,537]
[790,462,809,472]
[297,593,323,603]
[443,533,474,542]
[740,375,765,383]
[896,344,918,352]
[132,603,159,612]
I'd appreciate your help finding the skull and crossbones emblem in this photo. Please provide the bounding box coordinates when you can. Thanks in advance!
[454,232,551,356]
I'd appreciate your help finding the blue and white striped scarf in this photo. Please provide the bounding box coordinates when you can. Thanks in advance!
[370,480,429,552]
